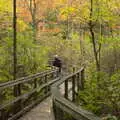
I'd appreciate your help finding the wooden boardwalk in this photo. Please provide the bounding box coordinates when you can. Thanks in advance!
[19,75,72,120]
[19,97,54,120]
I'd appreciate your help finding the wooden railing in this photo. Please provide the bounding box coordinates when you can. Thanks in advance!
[52,67,101,120]
[0,68,59,120]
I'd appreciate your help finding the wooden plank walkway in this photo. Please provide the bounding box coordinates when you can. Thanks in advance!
[19,97,54,120]
[19,74,72,120]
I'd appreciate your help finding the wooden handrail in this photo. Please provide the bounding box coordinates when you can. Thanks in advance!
[0,69,52,86]
[0,68,59,120]
[51,67,101,120]
[0,69,57,89]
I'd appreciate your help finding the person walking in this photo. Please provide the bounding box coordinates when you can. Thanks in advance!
[52,55,62,73]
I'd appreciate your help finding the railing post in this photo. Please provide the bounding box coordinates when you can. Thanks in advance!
[64,79,68,99]
[45,75,48,94]
[45,74,47,83]
[77,73,80,92]
[51,72,54,80]
[53,100,64,120]
[81,69,85,90]
[72,75,75,102]
[13,83,22,114]
[34,78,37,88]
[0,109,6,120]
[14,84,21,97]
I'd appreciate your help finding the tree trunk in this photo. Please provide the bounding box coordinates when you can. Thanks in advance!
[89,0,100,72]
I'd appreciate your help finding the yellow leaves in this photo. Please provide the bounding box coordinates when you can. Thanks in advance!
[0,0,12,13]
[59,7,77,20]
[58,0,90,22]
[17,20,28,32]
[61,7,76,15]
[0,0,12,30]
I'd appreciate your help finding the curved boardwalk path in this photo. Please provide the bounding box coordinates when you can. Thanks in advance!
[19,73,72,120]
[19,97,54,120]
[19,83,72,120]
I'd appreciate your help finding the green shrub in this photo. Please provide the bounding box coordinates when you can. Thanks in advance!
[77,65,120,118]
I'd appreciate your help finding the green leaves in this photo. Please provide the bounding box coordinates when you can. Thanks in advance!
[17,19,29,32]
[77,65,120,118]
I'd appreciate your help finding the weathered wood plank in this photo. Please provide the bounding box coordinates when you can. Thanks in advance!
[18,97,54,120]
[0,69,59,120]
[52,67,101,120]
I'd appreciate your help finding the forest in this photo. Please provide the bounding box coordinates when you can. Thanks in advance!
[0,0,120,120]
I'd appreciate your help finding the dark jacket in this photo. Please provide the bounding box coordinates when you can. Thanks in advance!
[53,58,62,68]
